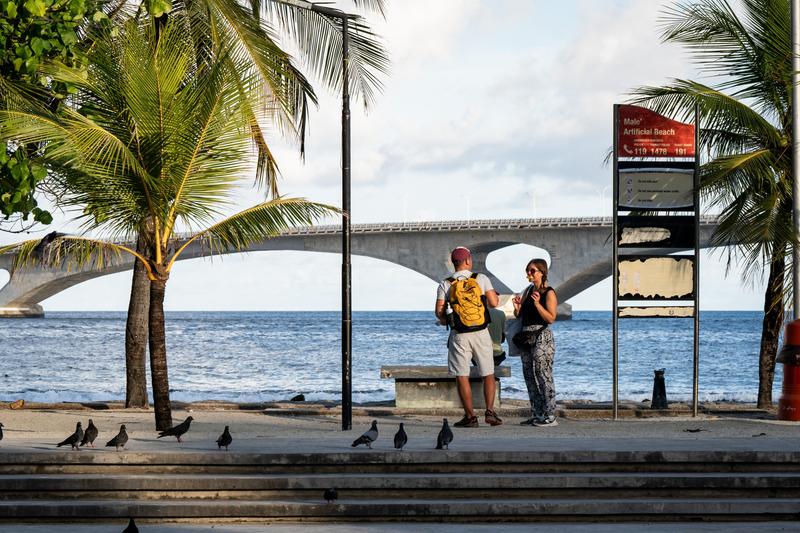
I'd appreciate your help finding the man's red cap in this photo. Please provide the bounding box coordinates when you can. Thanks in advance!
[450,246,471,264]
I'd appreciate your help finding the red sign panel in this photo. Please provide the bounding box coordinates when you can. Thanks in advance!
[617,105,695,158]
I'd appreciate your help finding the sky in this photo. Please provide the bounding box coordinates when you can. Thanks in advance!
[0,0,770,312]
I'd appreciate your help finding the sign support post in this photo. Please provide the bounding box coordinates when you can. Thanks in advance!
[612,104,699,418]
[612,105,620,420]
[692,103,700,417]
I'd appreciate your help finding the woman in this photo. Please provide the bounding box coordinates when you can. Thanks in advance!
[512,258,558,427]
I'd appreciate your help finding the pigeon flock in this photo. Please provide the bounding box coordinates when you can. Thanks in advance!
[0,415,461,453]
[352,419,457,451]
[0,415,240,453]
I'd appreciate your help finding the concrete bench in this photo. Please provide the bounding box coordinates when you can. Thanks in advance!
[380,365,511,409]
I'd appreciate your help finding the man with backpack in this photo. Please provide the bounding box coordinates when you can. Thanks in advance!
[435,246,502,428]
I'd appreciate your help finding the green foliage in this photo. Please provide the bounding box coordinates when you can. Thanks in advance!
[0,0,97,88]
[145,0,172,19]
[0,0,102,226]
[0,141,51,223]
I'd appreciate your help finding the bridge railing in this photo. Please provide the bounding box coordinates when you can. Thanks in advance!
[248,215,720,236]
[2,216,723,251]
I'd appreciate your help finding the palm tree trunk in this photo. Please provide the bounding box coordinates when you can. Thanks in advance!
[757,250,785,409]
[149,278,172,430]
[124,233,150,408]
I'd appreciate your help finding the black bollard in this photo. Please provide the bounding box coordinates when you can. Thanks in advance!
[651,368,668,410]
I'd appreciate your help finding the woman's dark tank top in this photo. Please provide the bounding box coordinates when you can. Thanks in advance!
[520,286,555,326]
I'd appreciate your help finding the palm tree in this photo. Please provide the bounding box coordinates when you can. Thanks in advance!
[0,18,336,429]
[630,0,794,407]
[115,0,388,408]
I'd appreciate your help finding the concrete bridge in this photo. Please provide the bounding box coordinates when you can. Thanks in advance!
[0,216,720,318]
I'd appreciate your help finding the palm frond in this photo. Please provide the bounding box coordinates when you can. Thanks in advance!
[167,196,338,269]
[629,80,784,157]
[0,234,147,276]
[263,0,389,110]
[204,0,317,144]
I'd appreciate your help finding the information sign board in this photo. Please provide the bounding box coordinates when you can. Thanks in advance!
[617,105,695,158]
[618,215,695,248]
[618,255,694,300]
[618,306,695,318]
[618,168,694,210]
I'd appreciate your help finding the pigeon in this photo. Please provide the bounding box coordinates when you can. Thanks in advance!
[216,426,232,450]
[57,422,83,450]
[436,418,453,450]
[106,424,129,451]
[0,422,4,442]
[122,517,139,533]
[393,423,408,451]
[351,420,378,448]
[157,416,194,442]
[33,231,66,261]
[323,487,338,503]
[80,419,99,448]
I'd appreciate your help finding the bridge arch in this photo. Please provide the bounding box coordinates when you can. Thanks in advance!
[38,250,441,312]
[486,243,553,294]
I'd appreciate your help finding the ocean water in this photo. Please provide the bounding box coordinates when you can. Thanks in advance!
[0,311,781,404]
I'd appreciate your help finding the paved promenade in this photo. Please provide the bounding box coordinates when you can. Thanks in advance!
[0,401,797,454]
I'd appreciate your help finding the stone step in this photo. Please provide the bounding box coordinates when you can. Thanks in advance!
[0,498,799,521]
[2,472,800,495]
[2,450,799,475]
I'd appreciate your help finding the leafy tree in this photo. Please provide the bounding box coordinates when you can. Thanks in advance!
[0,18,336,429]
[0,0,108,230]
[631,0,794,407]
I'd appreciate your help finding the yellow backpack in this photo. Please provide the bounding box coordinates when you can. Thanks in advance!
[447,273,491,333]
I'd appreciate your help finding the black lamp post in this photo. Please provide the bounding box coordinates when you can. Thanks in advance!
[278,0,353,430]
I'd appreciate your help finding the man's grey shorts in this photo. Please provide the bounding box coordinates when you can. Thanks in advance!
[448,329,494,377]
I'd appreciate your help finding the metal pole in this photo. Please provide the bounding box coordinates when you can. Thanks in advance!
[793,0,800,319]
[340,16,352,431]
[612,105,619,421]
[693,103,700,417]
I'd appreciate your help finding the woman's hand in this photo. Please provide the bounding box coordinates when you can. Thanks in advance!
[531,291,540,304]
[512,294,521,316]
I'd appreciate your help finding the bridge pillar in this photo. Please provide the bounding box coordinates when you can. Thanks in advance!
[0,304,44,318]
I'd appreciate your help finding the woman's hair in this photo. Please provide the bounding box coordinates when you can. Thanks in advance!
[526,258,549,291]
